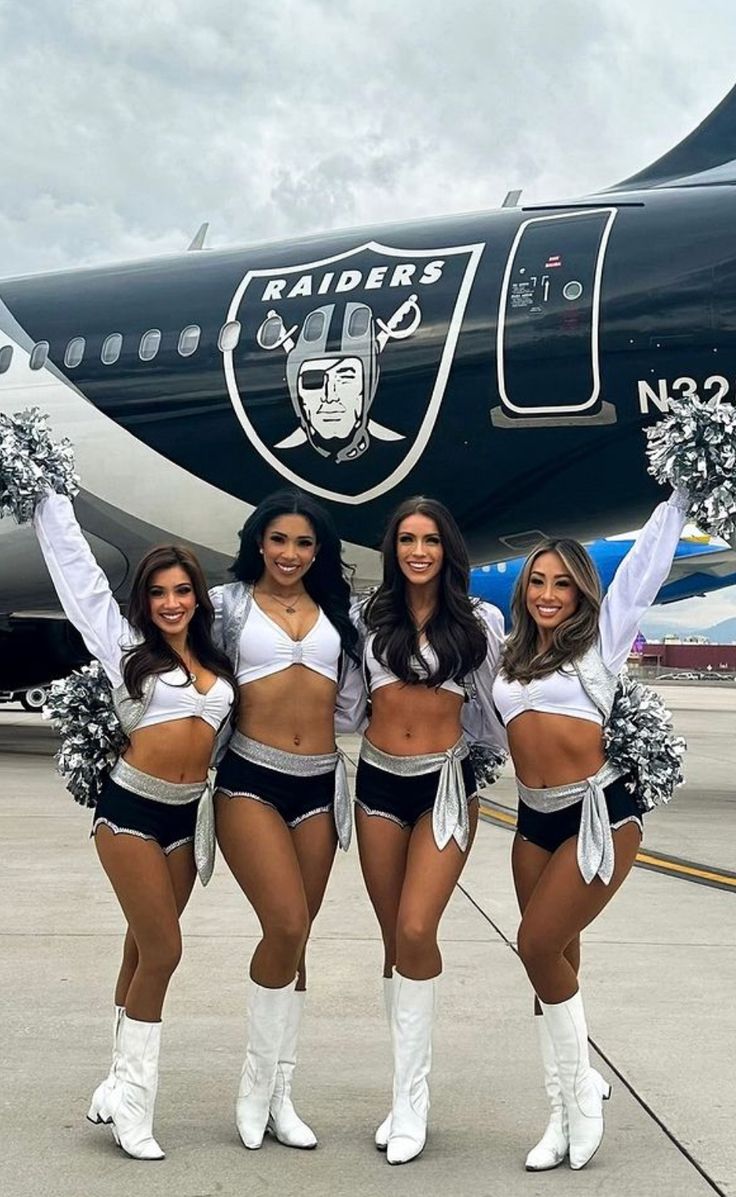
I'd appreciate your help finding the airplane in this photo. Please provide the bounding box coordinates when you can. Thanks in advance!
[3,83,736,691]
[470,533,736,621]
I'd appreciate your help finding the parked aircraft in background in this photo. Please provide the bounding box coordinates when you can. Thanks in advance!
[3,85,736,689]
[470,533,736,622]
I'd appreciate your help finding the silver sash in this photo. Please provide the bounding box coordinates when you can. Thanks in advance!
[109,758,216,887]
[110,758,205,805]
[222,730,352,852]
[358,736,472,852]
[516,759,624,885]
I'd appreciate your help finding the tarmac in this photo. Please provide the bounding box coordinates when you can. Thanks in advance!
[1,682,734,1197]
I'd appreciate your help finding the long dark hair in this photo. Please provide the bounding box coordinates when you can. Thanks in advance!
[230,489,360,665]
[501,537,602,683]
[364,496,487,686]
[123,545,237,701]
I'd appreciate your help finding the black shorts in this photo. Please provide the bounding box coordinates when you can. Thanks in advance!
[517,775,643,855]
[214,750,336,828]
[355,756,477,830]
[91,777,199,855]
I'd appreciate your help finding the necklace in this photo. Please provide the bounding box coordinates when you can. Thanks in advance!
[180,651,197,684]
[256,585,304,616]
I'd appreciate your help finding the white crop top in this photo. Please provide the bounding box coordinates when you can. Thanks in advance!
[32,491,235,732]
[492,669,602,727]
[231,599,342,686]
[492,491,689,729]
[135,670,234,732]
[364,634,465,697]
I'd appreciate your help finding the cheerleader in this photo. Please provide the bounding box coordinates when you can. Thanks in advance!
[0,417,237,1160]
[354,496,506,1165]
[493,486,698,1169]
[210,489,362,1151]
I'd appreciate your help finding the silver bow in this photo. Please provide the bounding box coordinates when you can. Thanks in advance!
[194,779,216,886]
[578,778,615,886]
[333,750,353,852]
[432,747,470,852]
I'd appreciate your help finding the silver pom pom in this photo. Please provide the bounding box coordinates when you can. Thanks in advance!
[646,395,736,539]
[43,662,127,807]
[468,743,507,788]
[604,675,686,812]
[0,407,78,523]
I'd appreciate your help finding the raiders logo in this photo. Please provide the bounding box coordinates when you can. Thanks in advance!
[222,240,484,503]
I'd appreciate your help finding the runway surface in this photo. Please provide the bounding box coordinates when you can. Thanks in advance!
[1,683,734,1197]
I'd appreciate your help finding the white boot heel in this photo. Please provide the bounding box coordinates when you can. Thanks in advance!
[540,992,605,1171]
[236,979,296,1150]
[87,1005,125,1125]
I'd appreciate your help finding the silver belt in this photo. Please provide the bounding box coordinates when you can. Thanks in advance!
[516,759,623,885]
[359,736,472,852]
[110,759,215,888]
[227,730,352,852]
[110,758,205,805]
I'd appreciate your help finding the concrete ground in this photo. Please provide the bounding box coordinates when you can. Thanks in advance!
[1,684,734,1197]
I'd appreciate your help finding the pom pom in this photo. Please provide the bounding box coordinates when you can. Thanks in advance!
[0,407,78,523]
[468,743,507,788]
[604,674,686,812]
[646,395,736,539]
[43,662,126,807]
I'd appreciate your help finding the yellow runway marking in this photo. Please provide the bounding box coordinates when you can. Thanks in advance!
[479,803,736,892]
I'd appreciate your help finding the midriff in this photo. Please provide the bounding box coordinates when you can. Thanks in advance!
[237,667,338,753]
[367,682,464,756]
[507,711,606,788]
[124,718,216,783]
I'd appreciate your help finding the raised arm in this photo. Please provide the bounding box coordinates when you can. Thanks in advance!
[33,491,134,687]
[598,490,689,675]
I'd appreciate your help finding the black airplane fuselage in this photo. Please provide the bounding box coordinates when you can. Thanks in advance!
[2,185,733,571]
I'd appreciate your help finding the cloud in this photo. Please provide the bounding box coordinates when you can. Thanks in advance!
[1,1,735,274]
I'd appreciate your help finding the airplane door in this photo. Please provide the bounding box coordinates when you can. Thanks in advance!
[493,207,617,426]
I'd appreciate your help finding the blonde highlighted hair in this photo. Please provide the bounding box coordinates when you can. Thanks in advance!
[500,538,602,684]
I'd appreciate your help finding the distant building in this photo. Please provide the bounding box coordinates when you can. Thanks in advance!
[636,643,736,673]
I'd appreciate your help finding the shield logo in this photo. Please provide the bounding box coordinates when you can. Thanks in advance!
[223,240,484,504]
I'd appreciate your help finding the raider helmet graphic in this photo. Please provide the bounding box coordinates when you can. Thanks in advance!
[222,240,484,504]
[256,296,421,463]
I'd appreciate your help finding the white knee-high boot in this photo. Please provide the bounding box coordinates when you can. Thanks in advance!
[236,979,296,1150]
[540,991,609,1170]
[386,974,435,1166]
[525,1014,568,1171]
[107,1015,164,1160]
[374,975,394,1151]
[87,1004,125,1125]
[525,1013,613,1171]
[267,989,317,1149]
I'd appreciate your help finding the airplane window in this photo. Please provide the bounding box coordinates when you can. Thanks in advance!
[178,325,201,357]
[218,320,241,352]
[303,311,326,342]
[101,332,123,365]
[0,345,13,373]
[29,341,49,371]
[139,329,162,362]
[64,337,85,368]
[347,307,370,338]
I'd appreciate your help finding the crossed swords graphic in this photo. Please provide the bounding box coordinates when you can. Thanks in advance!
[255,294,422,450]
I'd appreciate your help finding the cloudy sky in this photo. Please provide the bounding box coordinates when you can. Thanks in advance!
[1,0,735,632]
